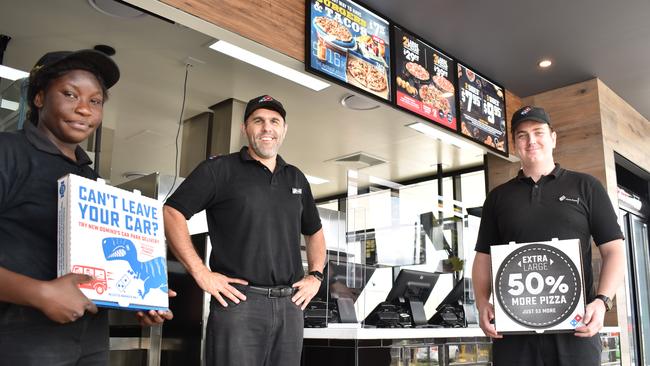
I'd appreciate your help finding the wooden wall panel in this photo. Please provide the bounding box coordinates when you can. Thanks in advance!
[597,79,649,365]
[161,0,306,61]
[599,79,650,195]
[523,79,606,183]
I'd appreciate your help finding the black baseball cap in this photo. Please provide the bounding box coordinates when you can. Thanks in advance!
[510,106,551,133]
[244,95,286,122]
[29,49,120,89]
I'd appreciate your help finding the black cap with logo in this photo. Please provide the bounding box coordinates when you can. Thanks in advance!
[244,95,286,122]
[510,106,552,134]
[29,49,120,89]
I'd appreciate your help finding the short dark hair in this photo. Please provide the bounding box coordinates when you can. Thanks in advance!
[27,60,109,125]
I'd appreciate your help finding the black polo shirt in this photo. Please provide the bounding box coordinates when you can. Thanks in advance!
[165,147,322,287]
[475,164,623,301]
[0,122,97,281]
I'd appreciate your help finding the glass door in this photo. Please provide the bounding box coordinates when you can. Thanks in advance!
[621,207,650,366]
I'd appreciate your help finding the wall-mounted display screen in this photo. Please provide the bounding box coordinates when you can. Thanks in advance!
[457,63,508,154]
[307,0,391,101]
[393,26,456,130]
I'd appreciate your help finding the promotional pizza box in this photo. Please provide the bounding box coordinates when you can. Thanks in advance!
[490,238,585,334]
[57,174,168,311]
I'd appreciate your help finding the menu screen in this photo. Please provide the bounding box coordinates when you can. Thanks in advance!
[394,26,456,130]
[307,0,391,101]
[458,63,507,153]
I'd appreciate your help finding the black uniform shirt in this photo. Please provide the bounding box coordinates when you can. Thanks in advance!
[475,164,623,301]
[165,147,322,287]
[0,122,97,281]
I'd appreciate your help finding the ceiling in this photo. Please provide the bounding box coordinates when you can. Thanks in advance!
[370,0,650,120]
[0,0,489,199]
[2,0,647,199]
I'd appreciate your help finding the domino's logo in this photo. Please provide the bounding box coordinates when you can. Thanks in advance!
[570,314,583,327]
[59,182,66,198]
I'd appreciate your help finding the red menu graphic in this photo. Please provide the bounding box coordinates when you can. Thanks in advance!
[394,26,456,130]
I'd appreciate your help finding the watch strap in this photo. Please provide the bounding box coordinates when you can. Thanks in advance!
[595,294,612,311]
[308,270,324,281]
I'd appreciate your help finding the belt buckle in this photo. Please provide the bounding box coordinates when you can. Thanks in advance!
[267,288,280,298]
[267,287,291,298]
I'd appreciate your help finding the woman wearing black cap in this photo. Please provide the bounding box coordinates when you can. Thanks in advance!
[0,50,171,365]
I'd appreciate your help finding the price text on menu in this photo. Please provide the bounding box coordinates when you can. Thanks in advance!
[393,26,456,129]
[458,63,507,153]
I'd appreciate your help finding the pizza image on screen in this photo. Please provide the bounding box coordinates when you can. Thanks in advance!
[419,84,451,115]
[405,62,430,81]
[313,16,353,42]
[432,75,455,96]
[347,57,388,92]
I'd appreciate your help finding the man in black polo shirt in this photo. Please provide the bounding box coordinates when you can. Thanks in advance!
[471,106,625,365]
[164,95,326,366]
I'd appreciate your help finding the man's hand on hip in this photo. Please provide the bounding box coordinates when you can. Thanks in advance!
[291,275,321,310]
[193,267,248,307]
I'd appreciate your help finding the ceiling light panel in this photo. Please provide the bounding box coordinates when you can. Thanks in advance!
[209,40,330,91]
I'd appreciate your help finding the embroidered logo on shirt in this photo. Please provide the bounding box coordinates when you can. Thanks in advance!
[559,195,580,204]
[292,188,302,194]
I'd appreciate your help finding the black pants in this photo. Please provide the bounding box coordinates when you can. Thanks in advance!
[493,332,602,366]
[0,304,108,366]
[205,287,304,366]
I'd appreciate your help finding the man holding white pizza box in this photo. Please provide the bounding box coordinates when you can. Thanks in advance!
[471,106,625,365]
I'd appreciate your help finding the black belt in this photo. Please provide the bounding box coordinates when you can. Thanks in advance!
[247,286,295,298]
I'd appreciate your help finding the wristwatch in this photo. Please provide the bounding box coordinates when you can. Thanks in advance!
[595,294,613,312]
[308,270,324,282]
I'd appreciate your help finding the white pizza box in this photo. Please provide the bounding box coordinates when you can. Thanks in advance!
[490,238,585,334]
[57,174,168,311]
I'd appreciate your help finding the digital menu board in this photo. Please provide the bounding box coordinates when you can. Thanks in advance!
[307,0,391,101]
[458,63,507,154]
[394,26,456,130]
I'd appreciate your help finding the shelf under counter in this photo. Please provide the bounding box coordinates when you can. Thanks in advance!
[304,325,622,340]
[304,326,486,340]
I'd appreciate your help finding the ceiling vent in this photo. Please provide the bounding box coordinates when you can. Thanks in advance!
[88,0,146,19]
[340,93,380,111]
[329,151,388,170]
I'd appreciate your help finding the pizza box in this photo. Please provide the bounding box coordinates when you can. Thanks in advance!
[57,174,168,311]
[490,238,586,334]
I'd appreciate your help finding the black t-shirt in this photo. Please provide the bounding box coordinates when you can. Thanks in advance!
[475,164,623,301]
[165,147,322,287]
[0,122,97,281]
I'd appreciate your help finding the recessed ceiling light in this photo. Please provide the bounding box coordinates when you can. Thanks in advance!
[0,65,29,80]
[340,93,380,110]
[88,0,146,19]
[538,59,552,68]
[209,40,329,91]
[1,99,19,111]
